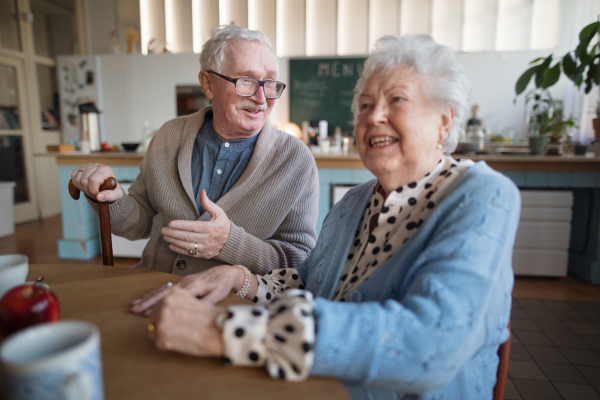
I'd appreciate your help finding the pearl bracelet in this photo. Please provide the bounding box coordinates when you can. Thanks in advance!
[234,265,251,298]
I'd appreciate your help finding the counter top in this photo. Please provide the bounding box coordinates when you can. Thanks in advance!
[50,151,600,171]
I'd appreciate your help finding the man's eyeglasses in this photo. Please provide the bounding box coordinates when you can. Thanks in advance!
[208,71,286,99]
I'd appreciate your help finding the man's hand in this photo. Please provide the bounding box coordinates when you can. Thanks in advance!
[162,190,231,258]
[70,163,124,202]
[148,288,225,357]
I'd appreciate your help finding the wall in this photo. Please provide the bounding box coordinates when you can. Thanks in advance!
[457,50,564,140]
[101,53,201,144]
[99,49,562,144]
[86,0,117,54]
[85,0,141,55]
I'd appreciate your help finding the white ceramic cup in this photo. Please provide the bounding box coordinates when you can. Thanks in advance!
[0,255,28,300]
[319,139,330,154]
[0,320,104,400]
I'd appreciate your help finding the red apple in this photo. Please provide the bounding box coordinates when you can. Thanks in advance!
[0,283,60,338]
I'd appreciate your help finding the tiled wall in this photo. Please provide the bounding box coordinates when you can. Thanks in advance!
[502,171,600,189]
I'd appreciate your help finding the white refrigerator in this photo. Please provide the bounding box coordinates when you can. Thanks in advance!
[57,55,106,145]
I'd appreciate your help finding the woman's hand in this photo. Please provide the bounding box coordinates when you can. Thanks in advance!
[131,265,246,315]
[70,163,123,202]
[148,287,225,357]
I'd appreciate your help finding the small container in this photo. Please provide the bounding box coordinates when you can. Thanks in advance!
[594,141,600,157]
[308,121,319,146]
[319,120,328,140]
[342,137,349,155]
[466,125,484,150]
[301,121,310,144]
[319,138,330,154]
[574,144,588,155]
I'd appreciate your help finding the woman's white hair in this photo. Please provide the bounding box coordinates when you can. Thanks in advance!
[200,25,279,77]
[352,34,470,153]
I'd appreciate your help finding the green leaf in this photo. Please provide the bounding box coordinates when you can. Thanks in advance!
[562,53,576,77]
[533,55,553,88]
[541,54,553,69]
[515,65,539,95]
[529,57,544,64]
[543,63,561,88]
[535,66,548,87]
[579,44,591,64]
[585,76,593,94]
[593,63,600,85]
[587,63,598,87]
[572,64,587,87]
[576,30,597,61]
[579,22,600,42]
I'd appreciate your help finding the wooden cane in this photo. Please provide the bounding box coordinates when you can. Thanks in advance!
[68,177,117,266]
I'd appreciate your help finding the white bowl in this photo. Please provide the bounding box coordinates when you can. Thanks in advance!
[0,255,29,300]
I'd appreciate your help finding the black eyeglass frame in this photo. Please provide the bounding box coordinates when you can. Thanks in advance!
[208,70,286,99]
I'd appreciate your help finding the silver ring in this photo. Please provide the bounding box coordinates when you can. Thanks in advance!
[77,169,84,173]
[166,282,173,288]
[189,243,198,256]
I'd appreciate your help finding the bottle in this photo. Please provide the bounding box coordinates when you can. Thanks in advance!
[308,121,319,146]
[319,120,328,140]
[301,121,310,144]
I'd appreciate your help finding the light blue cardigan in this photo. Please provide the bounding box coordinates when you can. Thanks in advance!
[297,162,520,400]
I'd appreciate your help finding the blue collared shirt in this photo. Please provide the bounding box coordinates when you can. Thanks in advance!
[191,116,259,215]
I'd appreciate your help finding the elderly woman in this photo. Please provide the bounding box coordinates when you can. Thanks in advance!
[132,34,520,399]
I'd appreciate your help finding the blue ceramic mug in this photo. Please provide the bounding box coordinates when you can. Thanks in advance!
[0,320,104,400]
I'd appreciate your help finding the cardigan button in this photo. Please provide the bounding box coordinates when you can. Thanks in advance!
[176,260,187,270]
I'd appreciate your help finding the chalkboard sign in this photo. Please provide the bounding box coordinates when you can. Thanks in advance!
[289,57,366,135]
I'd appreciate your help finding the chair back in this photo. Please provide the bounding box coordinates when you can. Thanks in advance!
[493,321,511,400]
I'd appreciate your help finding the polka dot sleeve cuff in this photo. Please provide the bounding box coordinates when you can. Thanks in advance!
[219,290,316,381]
[252,268,305,306]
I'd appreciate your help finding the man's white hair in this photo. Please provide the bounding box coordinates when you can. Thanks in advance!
[352,34,470,153]
[200,25,279,78]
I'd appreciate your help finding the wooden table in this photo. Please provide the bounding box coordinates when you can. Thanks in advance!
[26,264,349,400]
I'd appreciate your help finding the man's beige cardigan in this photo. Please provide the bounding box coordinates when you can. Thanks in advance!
[93,107,319,276]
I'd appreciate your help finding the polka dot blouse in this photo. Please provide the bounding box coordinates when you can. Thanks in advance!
[218,155,474,381]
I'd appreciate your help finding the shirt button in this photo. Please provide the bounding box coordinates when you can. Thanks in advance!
[176,260,186,270]
[217,169,222,174]
[350,291,362,302]
[224,142,230,147]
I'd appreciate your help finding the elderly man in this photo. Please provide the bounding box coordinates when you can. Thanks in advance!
[70,25,318,276]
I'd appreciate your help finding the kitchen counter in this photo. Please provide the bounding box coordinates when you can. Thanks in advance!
[52,151,600,284]
[52,151,600,171]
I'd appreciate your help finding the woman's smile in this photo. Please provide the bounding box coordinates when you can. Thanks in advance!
[369,135,399,148]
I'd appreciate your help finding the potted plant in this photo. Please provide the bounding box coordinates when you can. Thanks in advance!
[515,21,599,145]
[525,92,578,155]
[546,101,578,155]
[525,89,553,154]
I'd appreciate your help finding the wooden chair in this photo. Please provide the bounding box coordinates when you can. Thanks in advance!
[68,177,117,266]
[493,321,512,400]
